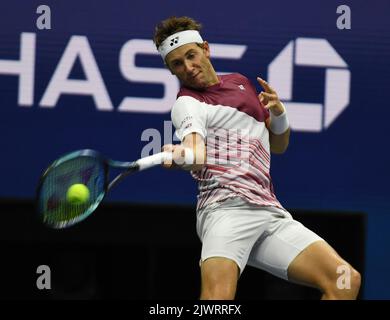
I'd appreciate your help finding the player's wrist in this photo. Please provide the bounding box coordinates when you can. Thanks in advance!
[183,147,195,165]
[270,103,285,116]
[177,147,195,170]
[270,107,289,135]
[170,145,194,166]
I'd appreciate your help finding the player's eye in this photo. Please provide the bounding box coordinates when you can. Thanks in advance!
[172,60,182,68]
[187,52,196,59]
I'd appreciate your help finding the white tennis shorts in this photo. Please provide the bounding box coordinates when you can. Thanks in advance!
[196,197,324,280]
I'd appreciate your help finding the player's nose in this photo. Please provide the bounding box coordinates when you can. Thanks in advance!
[184,60,195,75]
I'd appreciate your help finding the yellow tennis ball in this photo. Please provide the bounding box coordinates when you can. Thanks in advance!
[66,183,90,205]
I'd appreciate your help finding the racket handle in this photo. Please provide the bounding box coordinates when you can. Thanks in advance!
[136,152,173,171]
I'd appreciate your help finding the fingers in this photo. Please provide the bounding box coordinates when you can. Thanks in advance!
[162,144,175,168]
[258,91,275,104]
[256,77,285,114]
[261,98,282,111]
[162,144,187,169]
[162,144,175,153]
[257,77,275,93]
[263,103,272,110]
[257,77,278,109]
[258,92,282,111]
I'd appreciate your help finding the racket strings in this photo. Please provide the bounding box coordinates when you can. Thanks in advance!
[39,156,105,228]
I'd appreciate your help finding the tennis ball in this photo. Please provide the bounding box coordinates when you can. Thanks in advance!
[66,183,90,205]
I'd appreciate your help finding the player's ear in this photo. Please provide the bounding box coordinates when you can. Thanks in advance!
[164,61,175,75]
[203,41,211,58]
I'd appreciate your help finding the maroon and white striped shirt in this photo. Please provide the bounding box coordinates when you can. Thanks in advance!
[171,73,285,212]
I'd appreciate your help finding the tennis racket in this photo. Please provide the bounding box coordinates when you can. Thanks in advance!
[36,149,172,229]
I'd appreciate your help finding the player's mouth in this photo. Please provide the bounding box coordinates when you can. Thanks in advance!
[192,72,201,80]
[185,72,204,88]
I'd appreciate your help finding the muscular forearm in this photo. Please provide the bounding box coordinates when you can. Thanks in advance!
[269,128,290,154]
[162,133,206,171]
[181,133,206,171]
[268,107,290,154]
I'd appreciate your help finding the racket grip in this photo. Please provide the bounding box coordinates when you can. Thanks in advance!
[136,152,173,171]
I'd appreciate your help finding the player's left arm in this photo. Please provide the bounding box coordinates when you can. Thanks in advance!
[265,118,290,154]
[257,77,290,154]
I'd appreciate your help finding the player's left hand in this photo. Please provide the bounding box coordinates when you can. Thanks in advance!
[257,77,285,116]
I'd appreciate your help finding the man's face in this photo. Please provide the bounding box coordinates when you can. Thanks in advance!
[165,42,217,90]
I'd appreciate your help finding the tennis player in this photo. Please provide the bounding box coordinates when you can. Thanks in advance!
[154,16,361,300]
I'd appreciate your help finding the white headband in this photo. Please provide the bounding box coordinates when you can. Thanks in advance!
[158,30,204,61]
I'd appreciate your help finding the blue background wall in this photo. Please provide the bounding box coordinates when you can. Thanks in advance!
[0,0,389,299]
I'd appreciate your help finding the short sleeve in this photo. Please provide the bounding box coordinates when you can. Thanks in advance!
[171,95,207,141]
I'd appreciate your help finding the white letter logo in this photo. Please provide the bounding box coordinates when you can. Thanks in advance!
[118,39,179,113]
[0,33,36,106]
[118,40,246,113]
[336,265,351,289]
[268,38,350,132]
[337,5,351,30]
[36,265,51,290]
[40,36,113,110]
[36,5,52,30]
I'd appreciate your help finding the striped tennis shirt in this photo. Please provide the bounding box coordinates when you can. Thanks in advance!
[171,73,285,212]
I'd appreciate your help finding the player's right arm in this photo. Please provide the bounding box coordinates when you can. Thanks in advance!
[162,95,207,171]
[162,132,206,171]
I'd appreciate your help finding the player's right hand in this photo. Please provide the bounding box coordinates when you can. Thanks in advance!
[161,144,185,169]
